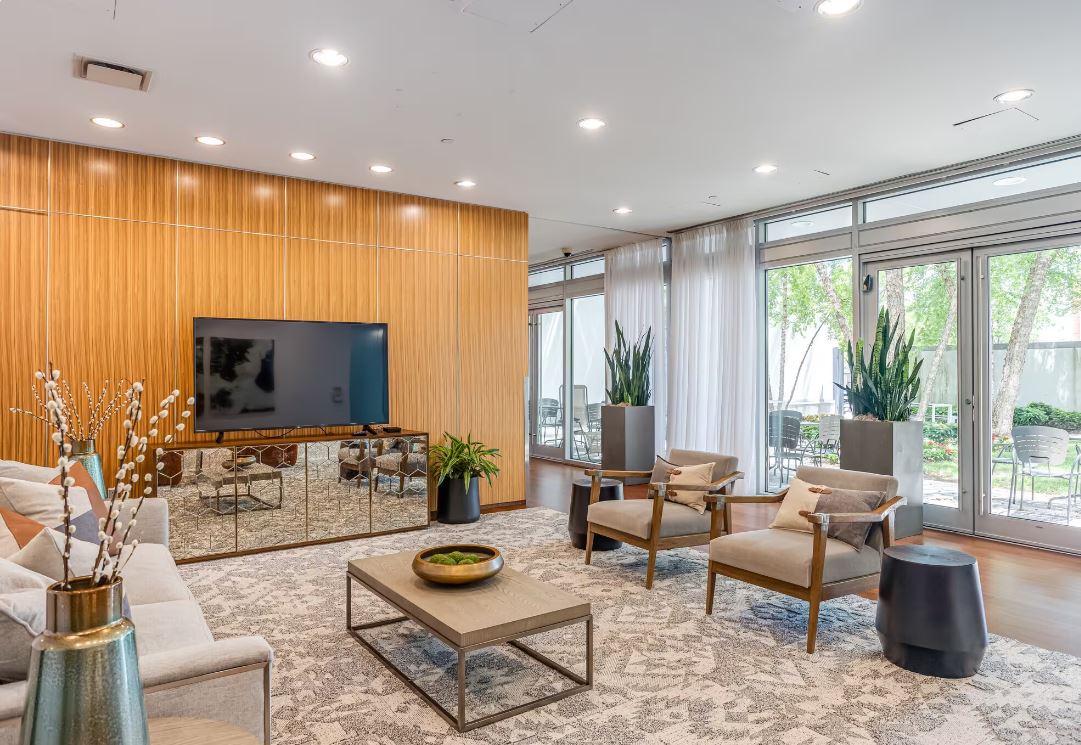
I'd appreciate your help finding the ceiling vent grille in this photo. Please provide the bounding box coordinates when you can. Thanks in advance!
[73,55,153,92]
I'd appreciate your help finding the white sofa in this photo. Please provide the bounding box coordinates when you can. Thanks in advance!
[0,498,273,744]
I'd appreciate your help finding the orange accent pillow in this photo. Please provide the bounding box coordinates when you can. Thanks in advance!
[0,508,45,551]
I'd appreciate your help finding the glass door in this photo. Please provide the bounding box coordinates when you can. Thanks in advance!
[860,252,975,533]
[974,243,1081,553]
[528,306,566,459]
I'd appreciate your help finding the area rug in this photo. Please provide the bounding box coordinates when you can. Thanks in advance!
[178,507,1081,745]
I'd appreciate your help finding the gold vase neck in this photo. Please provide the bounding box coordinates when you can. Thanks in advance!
[47,577,123,634]
[69,439,97,455]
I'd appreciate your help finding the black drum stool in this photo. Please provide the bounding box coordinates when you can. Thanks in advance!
[568,477,623,551]
[875,544,988,678]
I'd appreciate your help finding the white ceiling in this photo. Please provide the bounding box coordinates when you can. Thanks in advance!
[1,0,1080,262]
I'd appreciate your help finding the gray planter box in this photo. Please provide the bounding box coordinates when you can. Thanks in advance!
[601,405,655,485]
[839,419,924,539]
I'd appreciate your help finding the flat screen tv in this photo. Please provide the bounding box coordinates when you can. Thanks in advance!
[193,318,389,433]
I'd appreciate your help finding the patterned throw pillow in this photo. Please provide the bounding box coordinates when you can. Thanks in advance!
[51,462,111,552]
[813,488,885,550]
[0,476,101,552]
[0,509,46,558]
[9,529,111,581]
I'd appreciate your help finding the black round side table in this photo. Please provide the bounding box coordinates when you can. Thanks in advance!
[875,544,988,678]
[568,477,623,551]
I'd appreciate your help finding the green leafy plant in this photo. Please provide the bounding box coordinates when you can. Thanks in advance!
[604,322,652,406]
[429,433,501,489]
[835,308,923,422]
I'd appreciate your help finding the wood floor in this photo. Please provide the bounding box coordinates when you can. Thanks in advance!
[522,457,1081,657]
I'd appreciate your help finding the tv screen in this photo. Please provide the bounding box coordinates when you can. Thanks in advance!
[192,318,389,433]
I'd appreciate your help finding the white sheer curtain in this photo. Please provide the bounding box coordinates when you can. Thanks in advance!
[604,238,667,455]
[667,218,758,484]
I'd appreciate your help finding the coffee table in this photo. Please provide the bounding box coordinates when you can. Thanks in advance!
[347,551,593,732]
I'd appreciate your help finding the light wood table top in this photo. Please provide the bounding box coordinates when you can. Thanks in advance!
[149,718,258,745]
[348,550,590,648]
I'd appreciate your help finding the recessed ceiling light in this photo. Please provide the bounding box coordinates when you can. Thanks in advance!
[815,0,862,16]
[90,116,124,129]
[754,164,778,174]
[578,118,607,130]
[994,89,1034,104]
[195,135,225,146]
[993,176,1027,187]
[791,220,815,228]
[369,164,393,174]
[290,151,316,161]
[613,207,632,215]
[455,180,476,188]
[310,49,348,67]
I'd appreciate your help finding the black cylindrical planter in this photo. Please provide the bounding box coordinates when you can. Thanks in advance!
[568,477,623,550]
[437,477,481,524]
[875,545,988,678]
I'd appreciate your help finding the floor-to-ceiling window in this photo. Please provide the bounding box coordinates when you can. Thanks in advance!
[763,255,853,491]
[527,257,606,464]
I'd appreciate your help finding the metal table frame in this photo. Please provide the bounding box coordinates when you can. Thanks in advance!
[346,571,593,733]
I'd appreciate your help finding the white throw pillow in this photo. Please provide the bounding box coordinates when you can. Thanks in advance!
[9,529,109,581]
[664,461,715,515]
[769,478,823,533]
[0,559,52,595]
[0,589,47,682]
[0,478,92,528]
[0,461,58,484]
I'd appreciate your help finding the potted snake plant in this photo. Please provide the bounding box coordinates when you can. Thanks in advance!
[430,433,500,524]
[835,308,925,537]
[600,323,653,483]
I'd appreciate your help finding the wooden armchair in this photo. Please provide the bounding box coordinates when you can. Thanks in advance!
[584,449,742,589]
[707,465,904,653]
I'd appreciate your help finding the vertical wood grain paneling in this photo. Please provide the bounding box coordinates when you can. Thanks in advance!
[459,205,528,261]
[51,143,176,222]
[178,163,284,234]
[0,134,48,211]
[285,239,377,322]
[458,257,528,505]
[176,228,285,444]
[47,214,177,475]
[379,193,458,253]
[0,211,48,464]
[286,180,377,244]
[377,248,458,443]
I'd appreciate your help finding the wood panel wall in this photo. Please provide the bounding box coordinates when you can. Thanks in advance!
[0,133,528,506]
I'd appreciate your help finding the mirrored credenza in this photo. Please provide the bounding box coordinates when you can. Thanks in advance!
[153,430,429,562]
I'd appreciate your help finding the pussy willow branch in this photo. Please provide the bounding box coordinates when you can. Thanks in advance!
[92,384,144,583]
[40,369,74,589]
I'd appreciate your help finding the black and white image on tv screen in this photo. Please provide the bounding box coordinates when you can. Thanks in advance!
[197,336,276,417]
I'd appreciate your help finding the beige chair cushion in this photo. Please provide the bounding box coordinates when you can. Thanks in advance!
[709,528,881,588]
[665,462,715,514]
[769,478,820,532]
[588,499,712,540]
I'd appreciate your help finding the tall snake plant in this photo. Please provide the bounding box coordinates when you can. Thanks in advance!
[835,308,923,421]
[604,322,652,406]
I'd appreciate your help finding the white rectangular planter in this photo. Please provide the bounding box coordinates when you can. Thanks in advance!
[839,419,924,538]
[601,405,654,484]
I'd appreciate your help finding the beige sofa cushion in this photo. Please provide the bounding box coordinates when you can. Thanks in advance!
[709,528,881,588]
[129,600,214,656]
[120,543,194,606]
[588,499,712,540]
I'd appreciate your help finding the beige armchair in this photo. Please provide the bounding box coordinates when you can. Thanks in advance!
[584,449,742,589]
[707,465,904,653]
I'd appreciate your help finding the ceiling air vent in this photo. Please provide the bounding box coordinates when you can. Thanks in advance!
[73,56,153,92]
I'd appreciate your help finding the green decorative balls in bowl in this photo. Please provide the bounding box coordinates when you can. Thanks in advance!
[412,544,503,585]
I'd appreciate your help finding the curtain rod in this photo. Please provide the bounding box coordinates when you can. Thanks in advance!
[669,133,1081,235]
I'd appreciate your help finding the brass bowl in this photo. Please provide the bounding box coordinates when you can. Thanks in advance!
[223,455,257,471]
[412,544,504,585]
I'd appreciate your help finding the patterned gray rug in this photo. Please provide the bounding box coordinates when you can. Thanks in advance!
[177,508,1081,745]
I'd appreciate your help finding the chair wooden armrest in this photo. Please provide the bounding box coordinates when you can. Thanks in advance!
[583,468,652,479]
[724,494,786,504]
[799,495,906,524]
